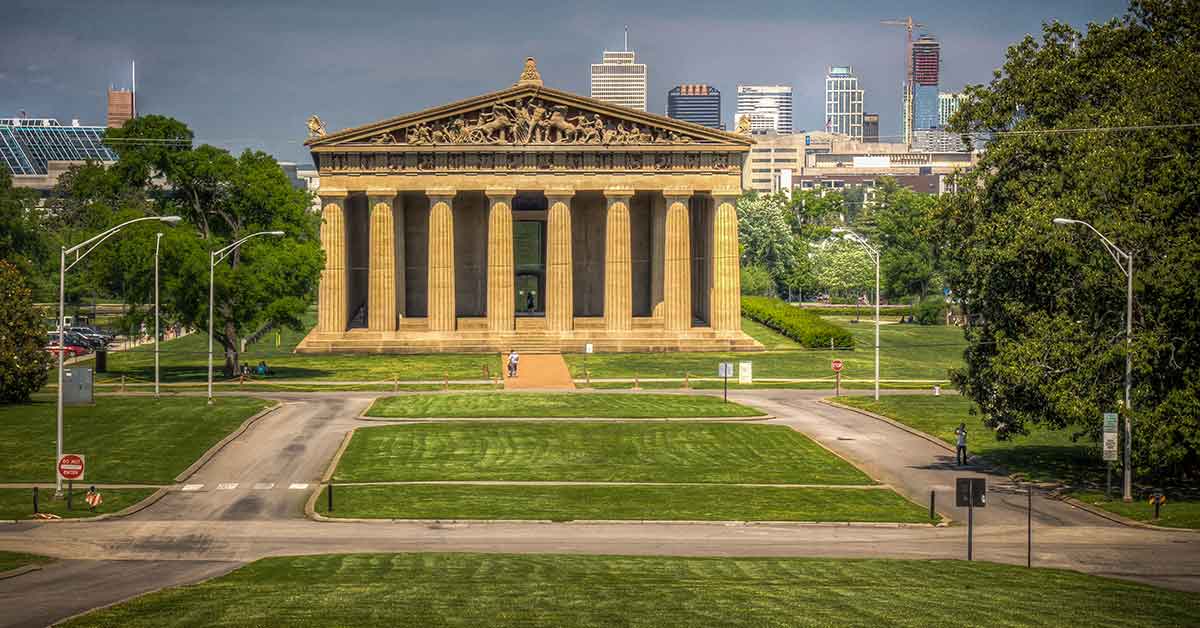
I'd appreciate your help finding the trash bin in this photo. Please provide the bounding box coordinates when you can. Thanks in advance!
[95,350,107,373]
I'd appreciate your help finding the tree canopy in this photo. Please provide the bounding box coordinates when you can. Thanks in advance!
[939,0,1200,481]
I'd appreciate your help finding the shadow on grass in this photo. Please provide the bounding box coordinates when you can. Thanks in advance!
[980,445,1100,486]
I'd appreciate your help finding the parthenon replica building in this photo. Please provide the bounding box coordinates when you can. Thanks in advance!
[298,59,761,353]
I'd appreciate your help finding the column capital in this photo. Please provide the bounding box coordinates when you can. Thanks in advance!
[603,187,634,201]
[366,188,397,200]
[485,188,517,201]
[426,188,456,200]
[319,189,349,199]
[544,187,575,200]
[663,188,693,202]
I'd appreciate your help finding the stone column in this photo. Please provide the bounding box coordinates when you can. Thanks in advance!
[545,188,575,332]
[367,189,397,332]
[486,189,516,333]
[663,189,693,331]
[603,188,634,331]
[317,191,348,333]
[394,195,406,320]
[427,189,457,332]
[649,194,666,318]
[711,192,742,331]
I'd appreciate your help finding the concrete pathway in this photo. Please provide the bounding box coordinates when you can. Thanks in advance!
[503,353,575,389]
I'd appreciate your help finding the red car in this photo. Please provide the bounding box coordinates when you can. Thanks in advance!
[45,333,89,358]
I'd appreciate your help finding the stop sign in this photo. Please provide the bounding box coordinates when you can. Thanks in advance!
[57,454,85,481]
[831,359,844,372]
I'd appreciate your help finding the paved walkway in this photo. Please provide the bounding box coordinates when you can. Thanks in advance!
[503,353,575,389]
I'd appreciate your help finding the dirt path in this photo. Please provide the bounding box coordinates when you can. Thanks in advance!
[502,353,575,390]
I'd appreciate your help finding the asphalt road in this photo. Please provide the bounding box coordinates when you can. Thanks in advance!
[1,389,1197,627]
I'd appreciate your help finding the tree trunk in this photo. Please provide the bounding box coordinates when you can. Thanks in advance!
[222,319,239,378]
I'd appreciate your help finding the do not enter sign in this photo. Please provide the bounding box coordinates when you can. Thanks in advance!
[831,359,844,372]
[57,454,85,481]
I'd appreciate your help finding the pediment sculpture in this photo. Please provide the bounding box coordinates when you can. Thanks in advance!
[367,97,703,147]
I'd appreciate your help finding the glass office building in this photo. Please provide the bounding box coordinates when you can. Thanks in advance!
[0,118,117,176]
[667,84,722,129]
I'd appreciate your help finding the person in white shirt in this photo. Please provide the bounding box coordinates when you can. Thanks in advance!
[508,350,519,378]
[955,423,968,466]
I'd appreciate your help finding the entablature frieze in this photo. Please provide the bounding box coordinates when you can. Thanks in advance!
[315,150,742,177]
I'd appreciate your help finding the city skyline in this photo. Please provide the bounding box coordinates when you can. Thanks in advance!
[0,0,1128,163]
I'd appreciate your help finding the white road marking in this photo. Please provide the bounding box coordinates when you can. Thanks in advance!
[288,483,309,490]
[216,483,239,490]
[253,482,275,490]
[181,484,204,492]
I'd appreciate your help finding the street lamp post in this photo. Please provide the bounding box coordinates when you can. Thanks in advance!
[1053,217,1134,502]
[154,232,163,399]
[207,231,285,404]
[56,216,181,495]
[832,228,881,401]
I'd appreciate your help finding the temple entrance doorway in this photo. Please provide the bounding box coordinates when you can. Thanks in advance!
[514,219,546,316]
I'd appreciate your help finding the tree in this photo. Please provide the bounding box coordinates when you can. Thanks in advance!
[0,169,47,276]
[812,238,874,299]
[737,192,798,287]
[740,264,776,297]
[874,178,938,302]
[0,260,51,403]
[938,0,1200,481]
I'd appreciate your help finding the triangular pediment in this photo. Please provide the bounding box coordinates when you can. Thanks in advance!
[307,83,751,150]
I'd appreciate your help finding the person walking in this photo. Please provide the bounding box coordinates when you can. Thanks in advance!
[508,349,519,378]
[955,423,968,466]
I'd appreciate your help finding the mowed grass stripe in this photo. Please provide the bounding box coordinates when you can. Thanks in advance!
[364,393,763,418]
[316,484,928,522]
[61,553,1200,628]
[334,422,872,485]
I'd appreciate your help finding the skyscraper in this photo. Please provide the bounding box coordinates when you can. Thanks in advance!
[863,113,880,143]
[590,39,647,112]
[736,85,793,134]
[938,91,965,127]
[106,61,136,128]
[825,66,864,140]
[667,85,722,129]
[911,35,940,132]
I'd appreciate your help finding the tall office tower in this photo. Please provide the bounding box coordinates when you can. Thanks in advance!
[863,113,880,143]
[910,35,940,132]
[667,84,722,129]
[736,85,793,134]
[825,66,864,140]
[106,61,136,128]
[938,91,965,127]
[590,37,647,112]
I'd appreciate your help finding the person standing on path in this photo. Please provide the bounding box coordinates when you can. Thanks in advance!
[508,349,519,378]
[955,423,968,466]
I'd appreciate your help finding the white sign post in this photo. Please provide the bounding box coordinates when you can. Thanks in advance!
[1103,412,1119,498]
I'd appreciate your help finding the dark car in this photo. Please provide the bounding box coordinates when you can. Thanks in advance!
[46,332,91,357]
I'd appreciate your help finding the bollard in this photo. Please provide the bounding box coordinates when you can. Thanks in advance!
[327,483,333,512]
[633,374,641,391]
[934,385,941,396]
[239,373,245,387]
[585,368,591,388]
[120,375,126,393]
[443,372,449,391]
[33,486,38,514]
[682,372,690,389]
[393,375,399,393]
[929,490,935,520]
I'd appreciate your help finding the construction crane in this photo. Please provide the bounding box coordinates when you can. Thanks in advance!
[882,16,925,146]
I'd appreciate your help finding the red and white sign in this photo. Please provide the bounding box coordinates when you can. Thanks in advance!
[85,490,103,508]
[831,360,844,372]
[57,454,85,481]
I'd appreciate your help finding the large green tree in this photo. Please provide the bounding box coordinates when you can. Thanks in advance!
[0,169,48,280]
[0,260,50,403]
[938,0,1199,481]
[737,192,798,286]
[874,179,939,302]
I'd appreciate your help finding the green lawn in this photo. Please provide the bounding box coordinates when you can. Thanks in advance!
[835,395,1200,529]
[334,422,871,484]
[317,484,928,522]
[364,393,763,419]
[567,317,966,382]
[0,550,53,572]
[61,553,1200,627]
[0,397,270,483]
[0,488,157,520]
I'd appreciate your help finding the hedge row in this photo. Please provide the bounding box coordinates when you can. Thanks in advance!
[742,296,855,349]
[796,305,913,319]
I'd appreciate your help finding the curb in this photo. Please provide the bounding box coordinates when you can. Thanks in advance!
[0,563,45,581]
[305,514,940,528]
[354,414,773,423]
[1050,494,1200,533]
[174,401,283,483]
[305,428,357,520]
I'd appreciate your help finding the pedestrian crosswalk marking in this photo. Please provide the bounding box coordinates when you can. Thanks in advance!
[181,484,204,492]
[288,483,309,490]
[216,483,239,490]
[253,482,275,490]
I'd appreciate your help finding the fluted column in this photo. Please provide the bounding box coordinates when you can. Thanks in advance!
[318,191,348,333]
[394,195,406,319]
[663,190,692,331]
[711,192,742,331]
[650,194,666,318]
[545,188,575,332]
[486,189,515,333]
[427,189,457,332]
[367,190,397,332]
[603,188,634,331]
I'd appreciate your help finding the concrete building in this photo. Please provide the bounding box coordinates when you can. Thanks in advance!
[1,118,118,191]
[741,131,976,197]
[590,50,647,112]
[863,113,880,143]
[300,58,759,354]
[106,88,134,128]
[667,84,722,129]
[736,85,793,135]
[825,66,864,141]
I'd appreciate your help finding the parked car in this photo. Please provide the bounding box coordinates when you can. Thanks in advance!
[69,326,111,348]
[47,332,93,355]
[45,335,89,358]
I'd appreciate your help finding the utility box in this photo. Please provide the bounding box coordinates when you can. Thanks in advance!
[63,367,93,405]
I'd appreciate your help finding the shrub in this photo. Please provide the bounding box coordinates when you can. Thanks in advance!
[796,304,913,320]
[740,264,776,297]
[913,297,947,325]
[742,296,854,349]
[0,260,51,403]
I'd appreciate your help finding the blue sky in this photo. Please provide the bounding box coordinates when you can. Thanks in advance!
[1,0,1128,164]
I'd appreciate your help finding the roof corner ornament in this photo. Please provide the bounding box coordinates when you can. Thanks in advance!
[516,57,543,86]
[734,114,752,136]
[307,115,327,139]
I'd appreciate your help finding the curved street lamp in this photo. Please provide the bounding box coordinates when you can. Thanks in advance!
[832,227,881,401]
[207,231,286,404]
[56,215,181,495]
[1053,217,1134,502]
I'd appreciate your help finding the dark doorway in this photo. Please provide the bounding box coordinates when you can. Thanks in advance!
[515,220,545,316]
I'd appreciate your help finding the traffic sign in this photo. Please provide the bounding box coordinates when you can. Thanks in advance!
[718,362,734,378]
[57,454,85,481]
[955,477,986,508]
[1103,412,1119,462]
[831,359,844,372]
